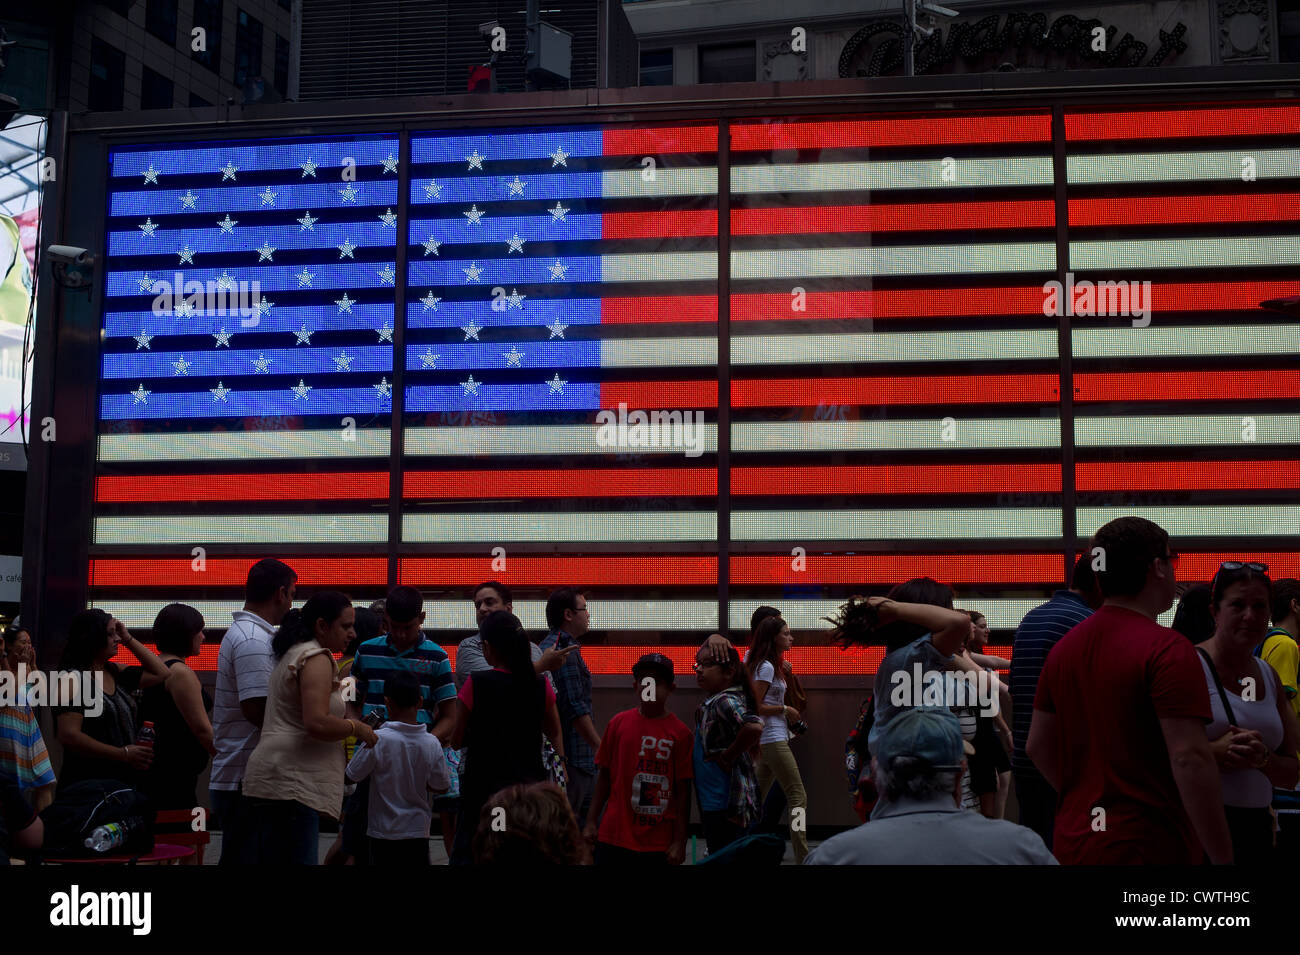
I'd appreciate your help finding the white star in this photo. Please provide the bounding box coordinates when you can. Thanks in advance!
[506,234,525,254]
[381,154,399,174]
[216,271,236,291]
[252,353,272,374]
[171,356,190,376]
[506,288,527,309]
[549,201,569,222]
[142,164,160,185]
[219,161,238,181]
[291,379,312,400]
[463,262,483,283]
[546,320,568,339]
[376,323,394,342]
[131,383,151,404]
[463,204,485,226]
[333,351,354,372]
[294,325,313,345]
[548,259,569,281]
[254,295,273,317]
[301,158,318,177]
[179,190,198,209]
[423,180,443,200]
[335,293,356,314]
[296,269,315,288]
[337,239,357,259]
[466,149,485,171]
[138,217,158,237]
[379,209,397,228]
[546,373,567,394]
[258,187,277,207]
[461,323,483,341]
[420,348,440,368]
[551,147,570,167]
[461,375,481,395]
[420,292,441,311]
[377,265,396,285]
[503,346,524,367]
[256,242,275,262]
[217,215,238,235]
[422,236,442,256]
[134,331,153,350]
[177,245,195,264]
[298,211,318,231]
[213,329,232,347]
[507,176,526,196]
[338,183,360,202]
[374,377,392,398]
[137,273,155,293]
[210,381,232,402]
[174,299,196,319]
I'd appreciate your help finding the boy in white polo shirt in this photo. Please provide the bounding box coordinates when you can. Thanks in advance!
[346,671,451,865]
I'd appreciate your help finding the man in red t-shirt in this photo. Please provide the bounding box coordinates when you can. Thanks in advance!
[584,654,693,865]
[1028,516,1232,865]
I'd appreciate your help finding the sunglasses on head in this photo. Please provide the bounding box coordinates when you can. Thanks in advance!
[1219,561,1268,574]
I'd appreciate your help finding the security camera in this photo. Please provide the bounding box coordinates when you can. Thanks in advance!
[46,245,91,266]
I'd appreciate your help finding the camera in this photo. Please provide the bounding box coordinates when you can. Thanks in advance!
[46,245,92,266]
[789,720,809,737]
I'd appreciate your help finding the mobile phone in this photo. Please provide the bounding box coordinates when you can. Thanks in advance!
[361,709,385,728]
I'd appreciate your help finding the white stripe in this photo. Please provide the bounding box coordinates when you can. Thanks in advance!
[731,157,1053,193]
[1067,149,1299,185]
[600,337,717,367]
[97,429,390,461]
[1074,415,1300,447]
[733,329,1057,365]
[94,514,388,544]
[599,166,718,199]
[403,512,717,543]
[405,424,719,456]
[726,598,1166,633]
[733,419,1060,452]
[732,509,1061,541]
[601,252,716,282]
[1074,325,1300,358]
[733,244,1055,279]
[1071,236,1300,270]
[1078,506,1300,538]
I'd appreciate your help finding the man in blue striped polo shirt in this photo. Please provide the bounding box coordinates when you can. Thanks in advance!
[348,586,457,743]
[1009,554,1101,849]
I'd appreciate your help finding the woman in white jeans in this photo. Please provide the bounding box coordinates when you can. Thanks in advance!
[745,615,808,864]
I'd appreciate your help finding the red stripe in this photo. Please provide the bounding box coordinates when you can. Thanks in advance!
[400,556,718,587]
[731,114,1051,150]
[732,200,1055,235]
[732,553,1065,585]
[1173,553,1300,581]
[733,374,1058,407]
[603,209,717,239]
[95,472,389,503]
[1070,194,1300,228]
[601,296,717,324]
[1074,370,1300,402]
[1065,106,1300,141]
[88,557,388,587]
[1077,461,1300,492]
[404,468,717,499]
[733,464,1061,495]
[601,380,718,408]
[601,126,718,155]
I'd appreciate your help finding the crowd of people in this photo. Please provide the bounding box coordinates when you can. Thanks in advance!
[1,513,1299,865]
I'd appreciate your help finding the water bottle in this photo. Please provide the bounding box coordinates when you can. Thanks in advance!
[84,821,130,853]
[137,721,156,749]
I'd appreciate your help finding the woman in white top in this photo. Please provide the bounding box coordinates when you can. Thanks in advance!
[745,615,808,863]
[1197,563,1300,865]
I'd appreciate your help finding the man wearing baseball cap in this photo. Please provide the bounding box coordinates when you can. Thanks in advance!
[804,707,1056,864]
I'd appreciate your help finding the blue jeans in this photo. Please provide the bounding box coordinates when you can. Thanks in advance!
[247,797,320,865]
[210,787,253,865]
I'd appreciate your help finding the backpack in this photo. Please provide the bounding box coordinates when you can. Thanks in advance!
[844,693,875,794]
[40,780,155,858]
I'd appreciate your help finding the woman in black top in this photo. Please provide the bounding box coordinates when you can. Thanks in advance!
[138,604,214,811]
[54,610,169,787]
[449,611,563,865]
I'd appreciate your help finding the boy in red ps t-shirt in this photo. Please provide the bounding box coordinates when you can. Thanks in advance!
[583,653,693,865]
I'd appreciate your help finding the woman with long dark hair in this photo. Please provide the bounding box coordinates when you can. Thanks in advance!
[693,638,763,854]
[449,610,563,865]
[243,591,378,864]
[0,627,55,812]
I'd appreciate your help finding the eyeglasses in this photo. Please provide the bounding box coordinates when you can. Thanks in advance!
[692,661,720,672]
[1219,561,1268,574]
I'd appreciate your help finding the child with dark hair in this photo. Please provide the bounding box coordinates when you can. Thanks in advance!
[1172,584,1216,645]
[692,638,763,854]
[346,671,451,866]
